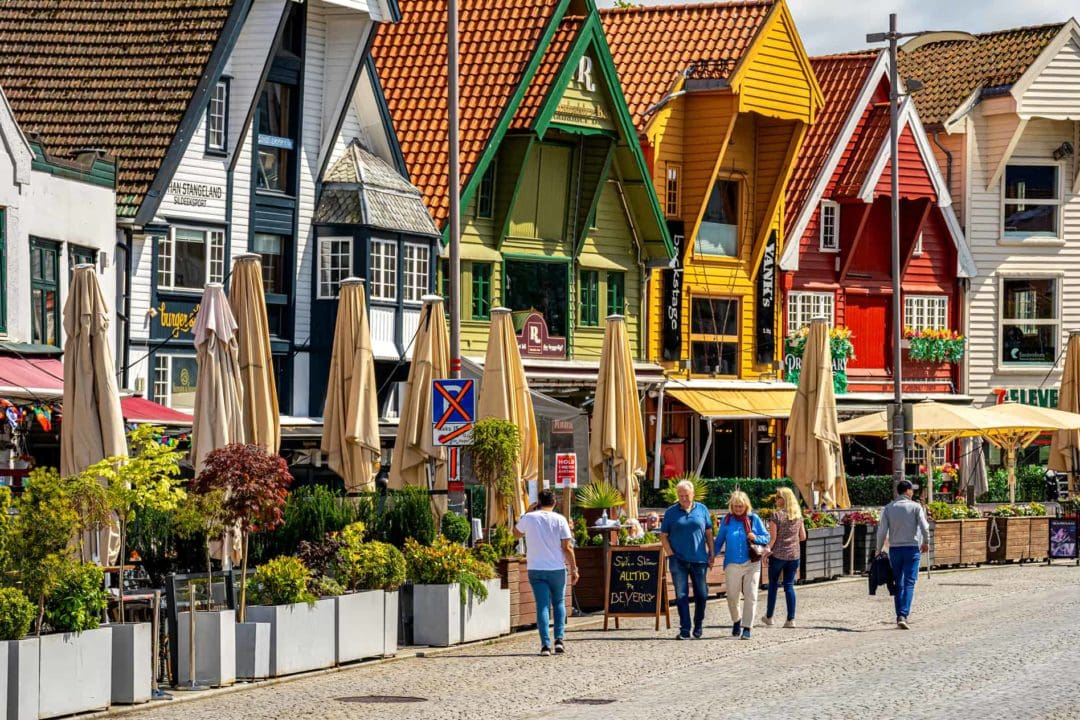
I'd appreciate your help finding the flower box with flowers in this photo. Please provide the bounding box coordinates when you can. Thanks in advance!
[903,327,966,364]
[800,513,843,582]
[926,502,986,566]
[916,462,961,501]
[784,326,855,394]
[987,504,1049,563]
[841,511,879,574]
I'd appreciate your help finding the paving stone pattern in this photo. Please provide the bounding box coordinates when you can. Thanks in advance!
[115,564,1080,720]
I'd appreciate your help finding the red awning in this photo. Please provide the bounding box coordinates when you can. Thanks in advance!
[120,396,192,426]
[0,356,64,396]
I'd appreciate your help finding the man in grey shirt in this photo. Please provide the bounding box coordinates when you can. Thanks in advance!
[876,480,930,629]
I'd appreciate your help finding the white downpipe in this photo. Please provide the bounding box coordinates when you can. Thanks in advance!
[652,382,666,489]
[696,418,715,477]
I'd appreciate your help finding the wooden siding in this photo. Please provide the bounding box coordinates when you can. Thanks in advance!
[871,125,938,200]
[929,130,966,226]
[1018,34,1080,121]
[682,92,737,242]
[734,7,815,123]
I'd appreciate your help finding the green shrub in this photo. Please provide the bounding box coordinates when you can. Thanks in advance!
[441,512,471,544]
[471,543,499,566]
[381,487,437,548]
[309,575,344,598]
[44,561,108,634]
[250,485,360,563]
[641,477,796,510]
[405,537,496,603]
[0,587,34,640]
[339,540,406,592]
[981,466,1048,503]
[927,501,981,521]
[487,524,519,559]
[845,476,895,507]
[249,556,315,606]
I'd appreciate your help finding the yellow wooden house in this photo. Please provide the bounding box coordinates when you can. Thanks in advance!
[603,0,822,478]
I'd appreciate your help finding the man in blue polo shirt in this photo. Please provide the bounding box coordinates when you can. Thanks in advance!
[660,480,715,639]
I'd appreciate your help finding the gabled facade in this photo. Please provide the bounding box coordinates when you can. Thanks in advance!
[900,20,1080,464]
[603,0,822,478]
[374,0,671,403]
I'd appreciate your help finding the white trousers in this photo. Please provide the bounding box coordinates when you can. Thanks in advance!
[725,560,761,627]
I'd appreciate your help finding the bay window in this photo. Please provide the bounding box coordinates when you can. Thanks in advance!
[369,238,397,302]
[403,242,430,303]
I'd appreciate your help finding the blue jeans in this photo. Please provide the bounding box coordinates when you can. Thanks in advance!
[766,558,799,621]
[528,569,567,648]
[889,546,921,619]
[668,557,708,635]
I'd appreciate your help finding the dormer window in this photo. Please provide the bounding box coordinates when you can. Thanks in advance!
[819,200,839,252]
[206,78,228,154]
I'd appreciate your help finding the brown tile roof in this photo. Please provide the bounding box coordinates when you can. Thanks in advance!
[511,16,583,131]
[833,103,889,198]
[0,0,237,218]
[372,0,562,229]
[600,1,774,130]
[784,53,878,230]
[897,22,1064,127]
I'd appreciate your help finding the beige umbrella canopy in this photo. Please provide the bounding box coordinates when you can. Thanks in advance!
[589,315,646,518]
[320,279,380,493]
[1049,330,1080,492]
[478,307,536,527]
[982,403,1080,504]
[229,254,280,453]
[390,296,448,515]
[786,318,847,508]
[61,265,127,564]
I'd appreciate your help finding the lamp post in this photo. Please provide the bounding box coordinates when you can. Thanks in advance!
[448,0,462,380]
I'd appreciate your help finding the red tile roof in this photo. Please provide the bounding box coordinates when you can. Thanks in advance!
[372,0,562,228]
[897,22,1064,127]
[511,16,583,131]
[0,0,238,218]
[833,103,889,198]
[784,53,877,229]
[600,1,774,131]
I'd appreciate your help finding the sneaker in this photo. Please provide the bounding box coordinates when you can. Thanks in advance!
[692,627,703,639]
[740,628,752,640]
[554,640,565,654]
[762,615,774,626]
[675,632,690,640]
[897,617,910,630]
[784,619,796,629]
[540,646,552,656]
[731,621,741,637]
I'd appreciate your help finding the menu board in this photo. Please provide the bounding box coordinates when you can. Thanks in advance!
[603,545,669,630]
[1048,518,1078,561]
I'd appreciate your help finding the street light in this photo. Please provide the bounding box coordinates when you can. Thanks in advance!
[866,16,976,491]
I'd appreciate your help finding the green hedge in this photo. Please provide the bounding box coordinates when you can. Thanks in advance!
[980,465,1047,503]
[846,476,894,507]
[641,475,893,511]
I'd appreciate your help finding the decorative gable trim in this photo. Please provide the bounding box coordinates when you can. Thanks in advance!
[1010,19,1080,115]
[317,19,379,182]
[0,87,32,187]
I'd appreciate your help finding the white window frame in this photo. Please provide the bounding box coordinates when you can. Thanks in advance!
[787,291,835,335]
[665,163,681,218]
[403,242,430,304]
[912,231,923,256]
[369,237,397,302]
[206,79,228,153]
[1000,161,1064,243]
[156,226,225,292]
[819,200,840,252]
[997,273,1062,370]
[317,236,352,299]
[905,444,946,467]
[153,353,198,409]
[903,295,948,332]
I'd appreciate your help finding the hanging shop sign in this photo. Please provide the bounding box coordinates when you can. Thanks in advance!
[992,387,1059,408]
[516,312,567,359]
[661,221,684,362]
[755,229,777,365]
[151,300,200,340]
[783,326,854,394]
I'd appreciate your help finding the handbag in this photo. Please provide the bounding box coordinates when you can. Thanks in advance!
[747,539,765,562]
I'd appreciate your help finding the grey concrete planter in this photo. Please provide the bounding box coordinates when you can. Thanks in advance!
[37,627,112,719]
[335,591,393,664]
[383,591,399,657]
[5,637,39,720]
[246,598,336,677]
[412,579,510,647]
[110,623,151,704]
[234,622,269,682]
[177,611,236,688]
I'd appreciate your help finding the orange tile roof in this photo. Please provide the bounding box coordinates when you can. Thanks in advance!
[372,0,562,228]
[0,0,237,218]
[512,16,583,130]
[600,1,774,131]
[833,103,889,198]
[897,22,1064,127]
[784,53,878,232]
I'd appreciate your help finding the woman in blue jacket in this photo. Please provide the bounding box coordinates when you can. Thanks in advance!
[715,490,770,639]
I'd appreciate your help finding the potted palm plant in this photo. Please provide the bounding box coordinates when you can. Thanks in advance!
[575,481,625,530]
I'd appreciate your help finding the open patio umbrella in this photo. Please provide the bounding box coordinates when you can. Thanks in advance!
[320,279,380,493]
[61,265,127,564]
[981,403,1080,504]
[478,307,536,527]
[589,315,646,518]
[229,254,279,453]
[1049,330,1080,493]
[786,318,847,508]
[389,295,448,517]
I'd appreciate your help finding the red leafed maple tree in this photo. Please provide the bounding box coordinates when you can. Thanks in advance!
[191,443,293,620]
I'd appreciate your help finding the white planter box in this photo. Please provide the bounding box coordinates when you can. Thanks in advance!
[412,580,510,647]
[383,591,398,657]
[335,592,384,664]
[110,623,151,705]
[5,637,39,720]
[177,611,236,688]
[37,627,112,719]
[234,622,269,682]
[246,599,336,677]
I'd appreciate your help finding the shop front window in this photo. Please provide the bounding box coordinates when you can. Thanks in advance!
[1000,277,1059,365]
[505,260,567,337]
[690,297,738,375]
[153,354,198,410]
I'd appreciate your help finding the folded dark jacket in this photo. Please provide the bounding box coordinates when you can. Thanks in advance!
[868,552,897,596]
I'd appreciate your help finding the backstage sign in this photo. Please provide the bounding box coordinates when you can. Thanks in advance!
[167,181,223,208]
[755,230,777,365]
[661,221,684,362]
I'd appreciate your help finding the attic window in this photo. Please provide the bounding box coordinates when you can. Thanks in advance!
[819,201,839,252]
[477,164,495,219]
[206,79,229,154]
[665,164,680,218]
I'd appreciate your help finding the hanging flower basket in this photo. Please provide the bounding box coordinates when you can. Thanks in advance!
[784,325,855,394]
[904,327,965,363]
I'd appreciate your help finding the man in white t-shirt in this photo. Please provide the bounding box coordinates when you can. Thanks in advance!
[513,489,578,656]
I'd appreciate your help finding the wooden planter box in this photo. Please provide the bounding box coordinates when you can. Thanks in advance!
[930,519,989,567]
[842,525,877,574]
[988,516,1050,563]
[801,527,843,582]
[573,546,606,612]
[497,558,573,630]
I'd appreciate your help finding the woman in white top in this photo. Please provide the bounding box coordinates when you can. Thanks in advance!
[513,489,578,656]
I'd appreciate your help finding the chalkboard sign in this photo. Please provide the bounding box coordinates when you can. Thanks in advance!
[1048,518,1079,563]
[603,545,670,630]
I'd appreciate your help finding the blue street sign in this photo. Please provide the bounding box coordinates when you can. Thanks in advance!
[432,379,475,447]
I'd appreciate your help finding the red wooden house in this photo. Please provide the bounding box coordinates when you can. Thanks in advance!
[779,51,975,474]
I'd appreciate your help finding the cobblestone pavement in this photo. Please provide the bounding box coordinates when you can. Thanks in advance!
[116,564,1080,720]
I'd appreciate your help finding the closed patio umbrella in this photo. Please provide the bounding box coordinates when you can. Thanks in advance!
[389,296,448,515]
[1049,330,1080,493]
[320,279,380,493]
[229,254,279,453]
[786,318,847,508]
[478,307,536,527]
[61,265,127,564]
[589,315,645,518]
[981,403,1080,504]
